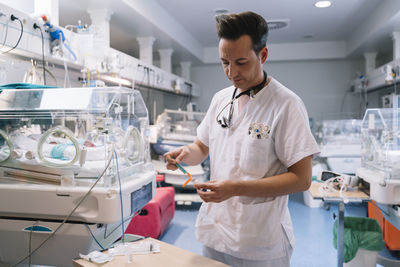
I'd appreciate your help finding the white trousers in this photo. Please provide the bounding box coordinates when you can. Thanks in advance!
[203,246,293,267]
[203,240,293,267]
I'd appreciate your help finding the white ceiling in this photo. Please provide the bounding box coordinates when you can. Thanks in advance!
[58,0,400,66]
[156,0,380,45]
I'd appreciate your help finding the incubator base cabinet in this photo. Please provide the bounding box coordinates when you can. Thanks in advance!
[0,86,156,266]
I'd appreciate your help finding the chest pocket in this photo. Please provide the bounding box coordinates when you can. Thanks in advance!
[238,136,274,176]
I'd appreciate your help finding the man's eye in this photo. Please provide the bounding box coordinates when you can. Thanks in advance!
[222,62,229,66]
[237,61,246,65]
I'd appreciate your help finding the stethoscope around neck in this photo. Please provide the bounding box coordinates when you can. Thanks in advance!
[216,71,268,128]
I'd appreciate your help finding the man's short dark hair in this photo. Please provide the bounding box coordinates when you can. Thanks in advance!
[216,11,269,54]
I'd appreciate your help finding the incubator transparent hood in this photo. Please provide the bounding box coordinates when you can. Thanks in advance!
[317,119,362,174]
[0,86,156,222]
[0,86,156,266]
[357,108,400,204]
[156,109,205,142]
[0,87,150,181]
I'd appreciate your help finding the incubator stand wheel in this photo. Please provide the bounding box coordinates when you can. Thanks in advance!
[37,126,80,168]
[0,129,13,163]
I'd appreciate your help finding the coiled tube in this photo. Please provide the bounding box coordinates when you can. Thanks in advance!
[37,126,80,168]
[0,129,13,163]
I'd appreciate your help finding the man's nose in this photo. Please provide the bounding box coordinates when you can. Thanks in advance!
[227,64,237,78]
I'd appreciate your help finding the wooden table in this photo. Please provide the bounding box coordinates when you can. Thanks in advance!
[73,237,230,267]
[308,181,369,200]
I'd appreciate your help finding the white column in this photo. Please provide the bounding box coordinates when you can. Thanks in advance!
[363,52,377,75]
[136,37,155,65]
[392,32,400,60]
[87,9,113,60]
[158,49,173,73]
[34,0,59,26]
[180,61,192,81]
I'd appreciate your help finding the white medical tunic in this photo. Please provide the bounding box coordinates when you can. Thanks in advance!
[195,77,320,261]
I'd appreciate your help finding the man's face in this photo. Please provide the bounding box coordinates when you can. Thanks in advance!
[219,35,267,90]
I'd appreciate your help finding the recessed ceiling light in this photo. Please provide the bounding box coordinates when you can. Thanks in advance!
[315,1,331,8]
[267,20,290,31]
[214,8,229,15]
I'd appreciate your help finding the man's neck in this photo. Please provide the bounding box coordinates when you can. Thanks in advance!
[238,71,268,95]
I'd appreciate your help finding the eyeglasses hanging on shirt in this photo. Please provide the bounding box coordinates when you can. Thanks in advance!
[216,71,268,128]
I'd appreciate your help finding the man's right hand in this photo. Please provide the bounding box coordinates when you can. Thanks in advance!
[163,146,190,171]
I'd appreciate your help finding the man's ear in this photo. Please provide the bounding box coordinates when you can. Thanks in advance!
[259,47,268,64]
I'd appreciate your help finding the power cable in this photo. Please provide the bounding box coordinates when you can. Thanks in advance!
[340,90,351,113]
[114,151,125,243]
[2,14,23,54]
[85,224,105,250]
[33,23,46,85]
[28,221,39,267]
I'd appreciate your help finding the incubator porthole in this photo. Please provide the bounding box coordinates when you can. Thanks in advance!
[37,126,80,168]
[123,126,144,164]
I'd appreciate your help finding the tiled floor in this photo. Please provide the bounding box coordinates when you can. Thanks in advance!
[160,192,400,267]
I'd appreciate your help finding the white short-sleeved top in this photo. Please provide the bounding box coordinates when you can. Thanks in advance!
[195,77,320,261]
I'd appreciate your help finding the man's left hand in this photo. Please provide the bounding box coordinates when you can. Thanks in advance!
[194,180,236,203]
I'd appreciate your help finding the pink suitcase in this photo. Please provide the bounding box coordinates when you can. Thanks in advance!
[125,186,175,238]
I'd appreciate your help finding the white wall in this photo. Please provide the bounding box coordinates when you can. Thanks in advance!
[0,0,34,14]
[191,59,365,121]
[190,64,229,112]
[0,54,82,87]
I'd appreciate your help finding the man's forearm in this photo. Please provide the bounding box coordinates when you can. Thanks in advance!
[231,171,311,198]
[182,139,209,165]
[231,156,312,198]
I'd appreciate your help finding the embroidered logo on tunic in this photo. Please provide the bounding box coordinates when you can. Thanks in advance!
[248,122,271,139]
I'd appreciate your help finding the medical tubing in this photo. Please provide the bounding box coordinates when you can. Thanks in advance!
[37,126,80,167]
[114,151,125,243]
[59,32,71,88]
[0,19,8,48]
[63,43,77,61]
[84,224,105,250]
[0,129,13,163]
[2,15,23,54]
[11,146,115,267]
[44,67,58,86]
[28,221,39,267]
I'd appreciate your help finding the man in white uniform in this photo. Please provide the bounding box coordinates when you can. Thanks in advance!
[164,11,320,267]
